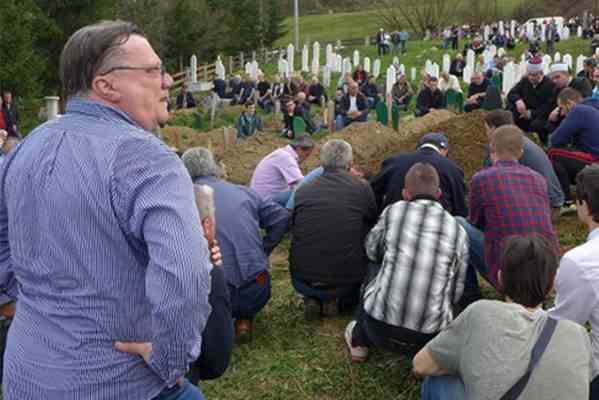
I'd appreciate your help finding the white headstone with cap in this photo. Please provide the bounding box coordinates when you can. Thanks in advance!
[353,50,360,67]
[190,55,197,83]
[302,45,309,72]
[364,57,371,73]
[502,62,515,94]
[563,54,573,71]
[287,44,295,72]
[576,55,585,74]
[443,54,451,73]
[386,65,397,94]
[373,59,381,78]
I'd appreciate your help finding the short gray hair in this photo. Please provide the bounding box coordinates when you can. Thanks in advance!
[182,147,220,180]
[320,140,353,172]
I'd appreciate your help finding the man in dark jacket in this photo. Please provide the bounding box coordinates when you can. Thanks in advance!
[1,91,19,138]
[176,83,197,109]
[307,76,327,107]
[450,55,466,78]
[416,77,446,117]
[335,82,369,130]
[362,76,380,109]
[370,132,467,217]
[547,63,593,132]
[506,56,557,145]
[291,140,377,320]
[464,71,490,112]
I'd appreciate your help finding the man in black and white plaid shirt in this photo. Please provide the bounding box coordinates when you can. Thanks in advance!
[345,162,469,363]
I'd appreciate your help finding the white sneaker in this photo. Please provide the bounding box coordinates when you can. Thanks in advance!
[344,320,369,363]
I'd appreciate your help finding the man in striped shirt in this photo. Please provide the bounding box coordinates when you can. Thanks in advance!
[345,162,469,362]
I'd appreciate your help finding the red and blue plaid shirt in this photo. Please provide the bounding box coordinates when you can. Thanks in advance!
[469,160,559,285]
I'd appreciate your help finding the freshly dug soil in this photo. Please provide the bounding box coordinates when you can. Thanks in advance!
[162,126,232,155]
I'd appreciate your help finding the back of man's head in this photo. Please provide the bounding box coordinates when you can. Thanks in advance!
[320,139,353,172]
[491,125,524,160]
[558,87,583,106]
[404,162,440,198]
[182,147,220,181]
[501,236,558,308]
[484,110,514,130]
[576,165,599,224]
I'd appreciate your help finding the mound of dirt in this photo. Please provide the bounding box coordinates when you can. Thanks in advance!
[162,126,234,155]
[396,110,489,183]
[218,109,456,185]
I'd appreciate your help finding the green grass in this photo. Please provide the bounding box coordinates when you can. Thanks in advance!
[276,0,522,47]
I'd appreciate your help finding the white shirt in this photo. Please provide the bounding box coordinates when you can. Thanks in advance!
[550,228,599,379]
[348,96,358,113]
[439,75,463,93]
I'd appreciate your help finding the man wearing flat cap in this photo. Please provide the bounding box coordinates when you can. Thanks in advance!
[507,56,557,145]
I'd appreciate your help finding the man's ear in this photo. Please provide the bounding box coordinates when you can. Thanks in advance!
[402,188,412,201]
[435,188,442,200]
[91,75,121,103]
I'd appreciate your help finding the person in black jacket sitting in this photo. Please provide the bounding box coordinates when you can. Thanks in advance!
[416,76,446,117]
[291,140,378,320]
[176,83,197,109]
[464,71,490,112]
[307,76,327,107]
[362,76,380,109]
[335,82,369,130]
[450,54,466,78]
[507,56,557,145]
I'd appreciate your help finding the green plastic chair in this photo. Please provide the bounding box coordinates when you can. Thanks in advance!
[446,89,464,113]
[292,117,306,135]
[376,102,388,125]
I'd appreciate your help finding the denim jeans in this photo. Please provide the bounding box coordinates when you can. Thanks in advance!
[270,190,293,208]
[455,217,492,303]
[335,113,368,131]
[229,272,271,320]
[421,376,466,400]
[291,276,361,312]
[153,380,204,400]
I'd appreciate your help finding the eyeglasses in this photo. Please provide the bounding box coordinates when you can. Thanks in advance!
[101,64,167,79]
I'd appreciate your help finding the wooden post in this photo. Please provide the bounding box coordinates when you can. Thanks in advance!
[174,129,182,151]
[327,100,335,133]
[273,100,281,127]
[365,36,370,46]
[386,93,393,128]
[228,56,233,76]
[240,52,245,70]
[203,64,208,82]
[210,94,218,129]
[252,51,256,61]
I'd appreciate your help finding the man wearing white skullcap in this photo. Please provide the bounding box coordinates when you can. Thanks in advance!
[548,63,593,129]
[507,56,558,145]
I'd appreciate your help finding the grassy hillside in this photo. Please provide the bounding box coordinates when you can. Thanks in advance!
[276,0,522,47]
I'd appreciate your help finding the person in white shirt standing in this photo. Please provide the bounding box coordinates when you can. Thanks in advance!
[550,165,599,399]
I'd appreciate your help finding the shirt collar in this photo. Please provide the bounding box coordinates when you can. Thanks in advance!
[588,227,599,242]
[284,145,299,160]
[410,194,441,204]
[495,159,519,167]
[65,98,142,129]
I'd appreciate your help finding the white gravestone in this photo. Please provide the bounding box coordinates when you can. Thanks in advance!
[511,20,516,38]
[431,63,440,79]
[399,64,406,75]
[323,66,331,87]
[312,42,320,69]
[502,62,515,94]
[554,52,561,63]
[562,27,570,41]
[443,54,451,73]
[250,61,259,81]
[279,59,290,78]
[497,48,506,58]
[342,58,352,76]
[190,55,197,83]
[425,59,433,76]
[245,62,251,75]
[364,57,371,73]
[386,65,397,94]
[411,67,417,82]
[311,56,320,76]
[463,65,472,84]
[563,54,573,71]
[326,44,334,68]
[542,55,551,75]
[578,26,583,38]
[335,54,343,73]
[393,56,400,66]
[302,45,309,72]
[499,21,505,36]
[484,25,490,42]
[353,50,360,67]
[373,59,381,78]
[576,55,585,74]
[489,45,497,57]
[466,49,476,71]
[287,44,295,72]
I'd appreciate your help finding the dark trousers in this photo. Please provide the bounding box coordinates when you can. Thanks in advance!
[291,276,361,312]
[591,375,599,400]
[464,102,482,113]
[0,321,10,385]
[513,114,550,145]
[549,150,594,202]
[229,272,271,321]
[351,306,437,356]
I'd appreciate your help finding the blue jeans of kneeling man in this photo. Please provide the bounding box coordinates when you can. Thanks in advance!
[153,379,204,400]
[455,217,490,305]
[291,276,361,312]
[229,272,271,321]
[421,376,466,400]
[335,113,368,131]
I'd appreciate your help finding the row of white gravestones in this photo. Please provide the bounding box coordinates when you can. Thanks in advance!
[190,55,198,83]
[386,65,397,94]
[373,59,381,79]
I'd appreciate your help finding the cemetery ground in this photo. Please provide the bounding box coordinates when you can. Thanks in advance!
[165,36,592,400]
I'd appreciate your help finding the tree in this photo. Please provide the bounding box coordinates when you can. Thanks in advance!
[373,0,464,34]
[224,0,263,53]
[262,0,288,47]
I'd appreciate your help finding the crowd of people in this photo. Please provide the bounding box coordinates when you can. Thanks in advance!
[1,17,599,400]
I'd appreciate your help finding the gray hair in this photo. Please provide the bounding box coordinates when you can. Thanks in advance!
[182,147,220,180]
[60,21,144,99]
[320,140,353,172]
